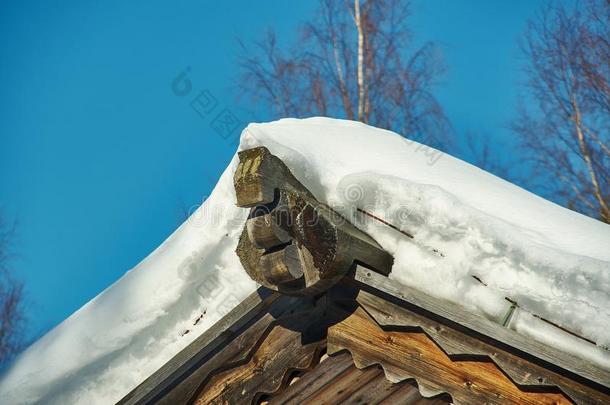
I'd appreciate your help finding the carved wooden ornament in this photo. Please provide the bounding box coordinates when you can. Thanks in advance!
[234,146,393,295]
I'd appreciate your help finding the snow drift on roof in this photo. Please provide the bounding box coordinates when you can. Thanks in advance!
[1,117,609,404]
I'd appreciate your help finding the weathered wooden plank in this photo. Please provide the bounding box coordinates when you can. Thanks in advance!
[271,350,443,405]
[355,288,609,404]
[121,261,610,405]
[301,364,383,405]
[351,265,610,390]
[168,294,323,404]
[193,311,325,404]
[412,396,453,405]
[356,289,489,357]
[118,288,280,405]
[340,370,402,404]
[327,305,572,405]
[158,309,277,404]
[269,351,355,404]
[377,382,436,405]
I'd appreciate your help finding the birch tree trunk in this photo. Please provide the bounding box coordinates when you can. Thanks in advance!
[354,0,366,122]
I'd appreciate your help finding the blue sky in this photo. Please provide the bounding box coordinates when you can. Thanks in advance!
[1,0,546,343]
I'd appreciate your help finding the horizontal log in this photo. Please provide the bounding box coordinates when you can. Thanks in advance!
[234,147,393,295]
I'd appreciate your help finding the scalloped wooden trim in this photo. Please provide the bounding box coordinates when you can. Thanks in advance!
[351,265,610,391]
[352,287,610,404]
[193,321,323,404]
[328,305,576,405]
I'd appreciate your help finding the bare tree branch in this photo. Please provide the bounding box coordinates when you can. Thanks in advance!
[0,212,24,366]
[512,0,610,223]
[237,0,452,150]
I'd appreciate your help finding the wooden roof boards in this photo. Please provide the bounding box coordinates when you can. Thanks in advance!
[120,147,610,404]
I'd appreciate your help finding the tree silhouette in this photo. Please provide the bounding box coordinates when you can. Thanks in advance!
[238,0,452,149]
[513,0,609,222]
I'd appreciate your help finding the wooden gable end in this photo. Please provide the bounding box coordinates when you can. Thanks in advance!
[121,277,609,404]
[120,147,610,405]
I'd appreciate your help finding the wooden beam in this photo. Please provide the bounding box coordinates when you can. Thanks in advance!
[193,309,325,404]
[327,306,573,404]
[234,146,393,295]
[353,288,609,404]
[118,288,281,405]
[349,265,610,392]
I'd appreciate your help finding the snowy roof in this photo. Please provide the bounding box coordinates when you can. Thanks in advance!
[1,117,609,404]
